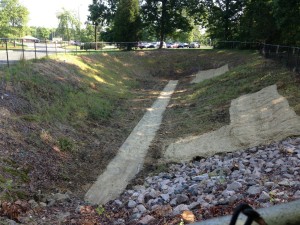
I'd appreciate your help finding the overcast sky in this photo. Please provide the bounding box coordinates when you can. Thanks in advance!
[20,0,90,28]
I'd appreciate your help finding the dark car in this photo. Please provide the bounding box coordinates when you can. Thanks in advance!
[177,43,189,48]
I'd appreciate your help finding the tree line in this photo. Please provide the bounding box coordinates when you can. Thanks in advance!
[89,0,300,47]
[0,0,299,47]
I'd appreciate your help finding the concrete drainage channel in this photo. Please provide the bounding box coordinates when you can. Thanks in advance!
[191,199,300,225]
[85,80,178,205]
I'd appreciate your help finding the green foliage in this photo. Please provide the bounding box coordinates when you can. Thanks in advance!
[80,24,95,42]
[205,0,244,40]
[204,0,300,45]
[141,0,193,44]
[113,0,141,49]
[56,8,80,41]
[95,205,105,215]
[81,42,105,50]
[36,27,51,40]
[88,0,117,42]
[273,0,300,45]
[2,52,141,127]
[0,0,29,38]
[178,219,185,225]
[84,0,300,46]
[239,0,279,43]
[0,159,29,200]
[0,178,14,200]
[58,137,74,152]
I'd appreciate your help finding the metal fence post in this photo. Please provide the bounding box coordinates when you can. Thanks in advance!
[296,48,300,73]
[34,41,37,59]
[22,39,25,60]
[55,42,57,56]
[5,39,9,68]
[45,39,48,57]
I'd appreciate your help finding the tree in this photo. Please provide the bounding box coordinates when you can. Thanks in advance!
[36,27,51,40]
[88,0,117,45]
[273,0,300,45]
[141,0,193,48]
[113,0,140,50]
[238,0,278,43]
[0,0,29,38]
[56,8,80,41]
[80,24,95,42]
[205,0,245,40]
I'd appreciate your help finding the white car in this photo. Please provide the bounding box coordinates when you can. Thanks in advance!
[189,42,200,48]
[138,42,151,49]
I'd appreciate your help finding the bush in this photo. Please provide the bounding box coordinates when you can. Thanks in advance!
[81,42,106,50]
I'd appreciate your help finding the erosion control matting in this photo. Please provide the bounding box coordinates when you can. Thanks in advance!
[164,85,300,162]
[85,80,178,205]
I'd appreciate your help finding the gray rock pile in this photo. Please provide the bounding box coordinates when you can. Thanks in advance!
[107,137,300,224]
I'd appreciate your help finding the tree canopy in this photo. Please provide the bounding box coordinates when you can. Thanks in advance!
[87,0,300,47]
[141,0,193,47]
[56,8,80,41]
[113,0,141,49]
[0,0,29,38]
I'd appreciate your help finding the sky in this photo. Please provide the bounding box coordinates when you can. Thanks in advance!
[20,0,90,28]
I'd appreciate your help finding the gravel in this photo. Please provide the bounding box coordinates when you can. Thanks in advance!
[105,137,300,224]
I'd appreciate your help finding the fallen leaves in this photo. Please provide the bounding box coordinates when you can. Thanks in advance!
[0,200,29,222]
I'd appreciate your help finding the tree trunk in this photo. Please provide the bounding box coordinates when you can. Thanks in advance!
[224,0,230,40]
[159,0,167,49]
[94,24,98,50]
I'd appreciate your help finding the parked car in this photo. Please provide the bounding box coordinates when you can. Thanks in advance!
[166,42,173,48]
[177,43,189,48]
[74,41,81,46]
[148,41,166,48]
[148,42,157,48]
[138,42,151,49]
[172,42,179,48]
[189,42,200,48]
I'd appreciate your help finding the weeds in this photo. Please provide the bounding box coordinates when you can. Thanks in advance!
[0,160,29,201]
[95,205,105,215]
[58,137,74,152]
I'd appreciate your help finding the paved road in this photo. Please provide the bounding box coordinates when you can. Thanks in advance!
[85,80,179,205]
[0,43,68,67]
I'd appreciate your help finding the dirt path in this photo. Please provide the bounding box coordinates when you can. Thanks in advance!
[85,80,178,205]
[164,85,300,162]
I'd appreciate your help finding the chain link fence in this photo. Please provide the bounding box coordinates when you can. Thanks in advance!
[215,41,300,75]
[2,39,299,75]
[0,38,139,68]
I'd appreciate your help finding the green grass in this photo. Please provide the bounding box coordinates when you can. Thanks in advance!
[0,41,27,50]
[162,53,300,138]
[2,54,139,125]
